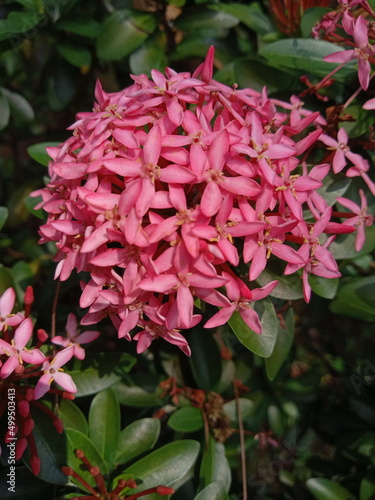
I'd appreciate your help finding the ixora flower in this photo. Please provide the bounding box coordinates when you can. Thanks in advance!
[34,347,77,399]
[31,46,371,355]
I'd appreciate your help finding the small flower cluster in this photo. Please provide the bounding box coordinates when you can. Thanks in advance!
[31,46,373,355]
[0,287,99,472]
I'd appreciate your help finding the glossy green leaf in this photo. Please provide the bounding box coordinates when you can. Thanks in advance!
[57,43,92,68]
[129,33,168,75]
[256,268,303,300]
[58,399,88,435]
[112,418,161,466]
[341,104,375,138]
[1,88,34,124]
[113,373,164,407]
[88,387,120,466]
[24,404,68,484]
[265,308,294,381]
[222,398,254,423]
[306,478,356,500]
[0,91,10,130]
[199,436,231,493]
[27,142,59,166]
[175,9,239,31]
[65,428,108,491]
[189,328,222,390]
[329,226,375,260]
[208,3,273,34]
[6,11,43,34]
[234,58,298,93]
[330,276,375,321]
[168,406,204,433]
[0,207,8,230]
[228,298,278,357]
[56,18,101,38]
[300,7,331,38]
[24,194,45,220]
[125,440,200,494]
[316,175,351,208]
[194,482,228,500]
[67,352,136,397]
[260,39,356,81]
[97,10,157,62]
[309,275,339,300]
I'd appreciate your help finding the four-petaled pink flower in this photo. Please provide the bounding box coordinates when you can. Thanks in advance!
[0,318,45,378]
[319,128,368,174]
[324,15,374,90]
[34,347,77,399]
[337,190,374,251]
[52,313,100,360]
[204,272,278,334]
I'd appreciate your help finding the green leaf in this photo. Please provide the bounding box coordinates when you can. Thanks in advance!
[256,268,303,300]
[67,352,136,397]
[24,194,45,220]
[88,388,120,467]
[260,39,356,81]
[65,428,109,491]
[0,266,14,295]
[234,58,298,93]
[58,399,88,435]
[24,404,68,485]
[360,472,375,500]
[175,8,239,31]
[222,398,254,423]
[1,88,34,124]
[330,276,375,321]
[189,328,222,390]
[125,440,200,494]
[316,175,351,208]
[56,18,101,38]
[265,308,294,381]
[300,7,331,38]
[329,225,375,260]
[199,436,231,493]
[0,206,8,230]
[57,43,92,68]
[208,3,273,34]
[6,11,43,34]
[267,405,286,435]
[97,10,157,62]
[112,418,161,466]
[341,103,375,137]
[306,478,356,500]
[194,482,228,500]
[113,373,164,407]
[168,406,204,432]
[228,298,278,357]
[309,275,339,300]
[0,91,10,130]
[129,33,168,75]
[27,142,59,166]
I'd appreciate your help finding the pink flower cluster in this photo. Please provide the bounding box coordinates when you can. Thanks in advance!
[0,287,99,473]
[31,47,371,355]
